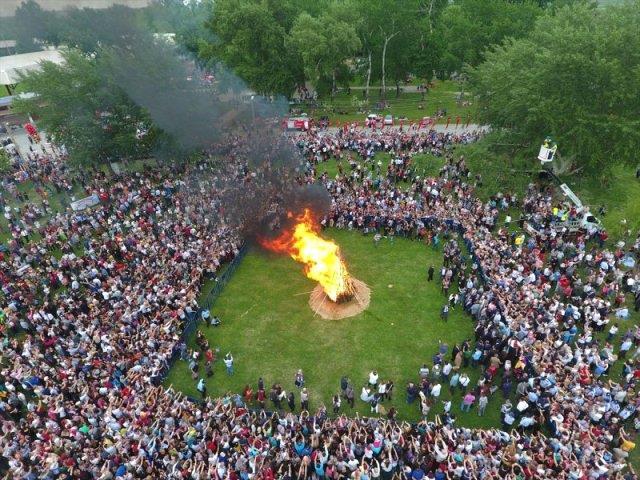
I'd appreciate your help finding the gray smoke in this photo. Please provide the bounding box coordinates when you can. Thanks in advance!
[91,7,330,237]
[16,1,330,236]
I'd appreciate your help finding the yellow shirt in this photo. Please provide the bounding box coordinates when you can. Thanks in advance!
[622,439,636,452]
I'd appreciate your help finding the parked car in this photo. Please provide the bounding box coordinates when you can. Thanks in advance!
[384,114,393,126]
[365,114,382,127]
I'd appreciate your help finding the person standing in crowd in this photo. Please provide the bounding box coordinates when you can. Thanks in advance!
[345,383,355,408]
[369,370,379,387]
[340,375,349,396]
[201,308,211,326]
[287,391,296,411]
[256,386,266,410]
[440,304,449,321]
[478,393,488,416]
[196,378,206,398]
[461,392,475,412]
[374,232,382,247]
[459,372,471,393]
[300,388,310,411]
[224,352,234,375]
[332,394,341,414]
[243,385,253,404]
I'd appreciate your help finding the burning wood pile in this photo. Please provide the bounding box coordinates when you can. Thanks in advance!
[260,209,370,320]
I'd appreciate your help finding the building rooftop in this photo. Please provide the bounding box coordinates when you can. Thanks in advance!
[0,50,64,85]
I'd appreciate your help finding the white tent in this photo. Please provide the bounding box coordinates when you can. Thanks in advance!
[0,50,64,85]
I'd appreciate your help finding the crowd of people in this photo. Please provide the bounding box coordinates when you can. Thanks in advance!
[1,122,640,479]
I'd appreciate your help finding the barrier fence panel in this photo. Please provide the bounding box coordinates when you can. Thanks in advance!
[159,224,497,420]
[161,244,249,383]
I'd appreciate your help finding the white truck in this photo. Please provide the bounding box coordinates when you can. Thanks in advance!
[526,183,602,235]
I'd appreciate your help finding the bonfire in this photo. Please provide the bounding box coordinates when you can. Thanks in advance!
[261,209,370,319]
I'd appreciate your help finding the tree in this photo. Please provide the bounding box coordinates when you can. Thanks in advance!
[436,0,543,74]
[288,11,360,95]
[141,0,216,59]
[13,0,62,53]
[55,5,144,54]
[0,148,11,175]
[470,2,640,172]
[12,50,156,166]
[352,0,425,102]
[202,0,304,96]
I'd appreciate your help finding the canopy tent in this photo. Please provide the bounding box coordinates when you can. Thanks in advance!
[0,50,64,86]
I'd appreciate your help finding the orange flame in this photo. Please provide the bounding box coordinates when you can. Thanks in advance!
[260,209,350,301]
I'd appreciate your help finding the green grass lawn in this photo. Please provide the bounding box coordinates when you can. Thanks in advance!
[451,140,640,242]
[296,80,477,124]
[316,151,446,183]
[166,229,502,429]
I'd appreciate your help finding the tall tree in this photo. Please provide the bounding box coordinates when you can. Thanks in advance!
[353,0,424,102]
[288,11,360,95]
[55,5,143,54]
[140,0,216,58]
[470,2,640,172]
[12,51,156,166]
[13,0,61,53]
[436,0,543,74]
[202,0,304,96]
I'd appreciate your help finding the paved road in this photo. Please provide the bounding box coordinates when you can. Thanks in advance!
[1,121,49,160]
[345,85,453,94]
[321,123,488,135]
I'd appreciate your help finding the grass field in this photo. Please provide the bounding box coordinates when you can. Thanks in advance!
[166,229,502,429]
[450,140,640,240]
[295,80,477,125]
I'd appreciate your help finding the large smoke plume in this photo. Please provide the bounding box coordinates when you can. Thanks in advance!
[19,2,330,238]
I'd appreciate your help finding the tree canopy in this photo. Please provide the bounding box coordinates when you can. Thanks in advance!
[287,10,360,95]
[12,50,158,166]
[470,1,640,172]
[202,0,304,96]
[197,0,562,97]
[10,0,640,170]
[435,0,543,74]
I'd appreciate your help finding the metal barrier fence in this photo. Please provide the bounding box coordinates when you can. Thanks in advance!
[183,243,249,340]
[157,221,490,407]
[158,243,249,384]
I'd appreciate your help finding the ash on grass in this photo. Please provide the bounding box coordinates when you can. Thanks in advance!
[309,278,370,320]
